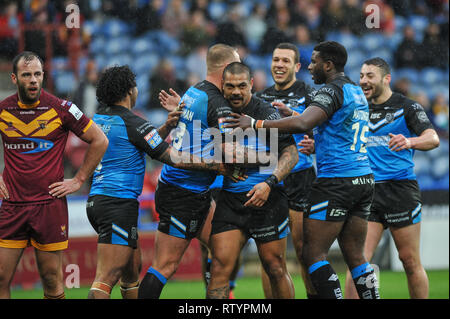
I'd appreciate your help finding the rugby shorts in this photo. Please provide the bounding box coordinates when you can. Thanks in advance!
[155,180,211,239]
[211,186,290,243]
[305,174,374,222]
[86,195,139,248]
[368,180,422,229]
[0,198,69,251]
[283,166,316,212]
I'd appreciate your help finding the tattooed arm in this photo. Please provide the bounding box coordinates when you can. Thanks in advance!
[244,144,298,208]
[157,145,246,182]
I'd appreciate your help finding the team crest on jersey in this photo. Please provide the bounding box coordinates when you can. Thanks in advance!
[144,129,163,149]
[61,225,67,237]
[385,113,394,123]
[38,120,48,129]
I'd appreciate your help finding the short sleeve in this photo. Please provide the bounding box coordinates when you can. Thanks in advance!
[308,85,343,118]
[404,101,435,136]
[60,100,92,136]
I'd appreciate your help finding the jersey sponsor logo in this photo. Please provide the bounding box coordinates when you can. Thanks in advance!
[370,112,382,119]
[3,137,54,154]
[312,93,333,106]
[144,129,163,149]
[0,109,61,137]
[68,103,83,120]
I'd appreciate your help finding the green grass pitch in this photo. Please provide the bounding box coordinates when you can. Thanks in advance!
[10,270,449,299]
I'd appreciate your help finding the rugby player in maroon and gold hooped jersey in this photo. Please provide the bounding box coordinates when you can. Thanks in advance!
[0,51,108,299]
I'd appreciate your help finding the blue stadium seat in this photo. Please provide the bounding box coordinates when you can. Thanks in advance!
[409,15,429,34]
[82,19,101,37]
[346,67,361,83]
[346,49,366,69]
[392,68,419,83]
[51,56,68,72]
[150,31,180,56]
[104,53,132,69]
[361,33,385,52]
[54,71,77,94]
[421,67,444,86]
[298,44,314,66]
[244,54,264,71]
[132,36,157,56]
[104,36,131,56]
[100,19,131,37]
[89,36,106,55]
[338,33,359,51]
[394,15,407,31]
[208,1,228,20]
[371,48,393,65]
[130,53,160,75]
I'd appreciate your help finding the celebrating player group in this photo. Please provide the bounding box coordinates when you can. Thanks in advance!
[0,39,439,300]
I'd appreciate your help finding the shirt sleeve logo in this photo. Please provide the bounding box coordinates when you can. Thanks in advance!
[144,129,163,149]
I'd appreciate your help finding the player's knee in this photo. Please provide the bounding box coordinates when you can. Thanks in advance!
[398,251,421,274]
[40,268,62,291]
[261,255,287,280]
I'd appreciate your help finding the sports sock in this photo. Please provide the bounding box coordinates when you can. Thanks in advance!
[308,260,343,299]
[204,258,212,286]
[351,262,380,299]
[43,292,65,299]
[138,267,167,299]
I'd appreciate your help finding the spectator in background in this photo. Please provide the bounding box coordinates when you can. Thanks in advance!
[161,0,189,38]
[259,6,294,54]
[0,1,20,59]
[243,3,268,52]
[215,4,247,49]
[251,69,268,93]
[392,77,411,97]
[320,0,347,35]
[148,59,187,111]
[431,93,449,135]
[186,44,208,81]
[294,24,313,66]
[342,0,365,36]
[72,59,99,119]
[134,0,164,36]
[420,23,449,69]
[23,4,48,62]
[395,26,422,69]
[291,2,322,42]
[180,9,212,56]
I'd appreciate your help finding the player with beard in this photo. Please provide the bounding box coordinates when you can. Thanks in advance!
[344,58,439,299]
[0,51,108,299]
[255,42,317,299]
[225,41,381,299]
[86,65,242,299]
[207,62,298,299]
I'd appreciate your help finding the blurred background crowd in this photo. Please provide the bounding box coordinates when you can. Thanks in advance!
[0,0,448,202]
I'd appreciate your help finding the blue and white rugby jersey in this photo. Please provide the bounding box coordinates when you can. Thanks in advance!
[160,80,233,193]
[90,104,169,199]
[366,92,434,181]
[309,75,372,178]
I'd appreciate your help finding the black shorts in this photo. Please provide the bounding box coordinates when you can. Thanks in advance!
[305,174,374,222]
[283,166,316,212]
[368,180,422,229]
[155,180,211,239]
[86,195,139,248]
[211,187,290,243]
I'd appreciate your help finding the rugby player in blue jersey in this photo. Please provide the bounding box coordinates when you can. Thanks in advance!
[344,58,439,299]
[206,62,299,299]
[255,42,317,299]
[226,41,381,299]
[86,65,243,299]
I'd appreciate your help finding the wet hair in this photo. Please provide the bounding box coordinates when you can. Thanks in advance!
[363,57,391,77]
[223,62,251,81]
[96,65,136,105]
[12,51,44,75]
[313,41,347,72]
[274,42,300,63]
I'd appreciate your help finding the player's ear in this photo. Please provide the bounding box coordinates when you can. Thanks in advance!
[11,72,17,85]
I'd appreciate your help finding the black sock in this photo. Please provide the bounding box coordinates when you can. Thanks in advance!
[308,261,343,299]
[351,263,380,299]
[204,258,211,286]
[138,267,167,299]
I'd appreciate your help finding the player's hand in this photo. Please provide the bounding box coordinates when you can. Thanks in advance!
[272,101,293,118]
[159,88,181,112]
[165,102,184,129]
[0,175,9,200]
[388,133,411,152]
[224,113,253,131]
[49,178,83,198]
[298,135,315,155]
[245,182,271,207]
[218,164,248,183]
